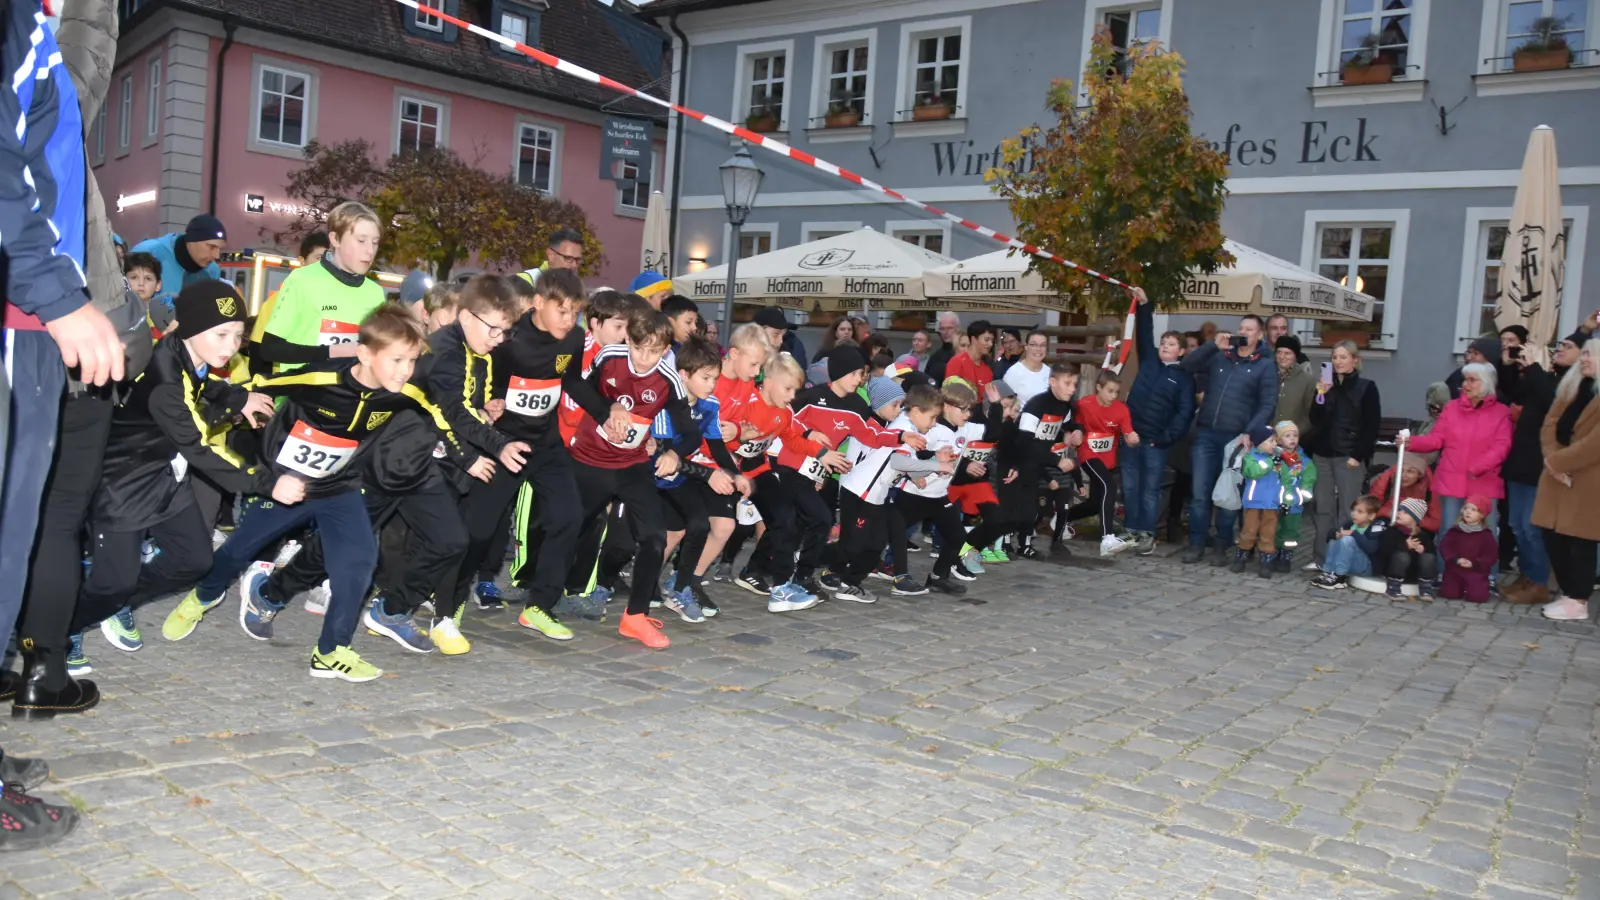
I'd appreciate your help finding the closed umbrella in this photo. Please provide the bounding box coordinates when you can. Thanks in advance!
[640,189,671,277]
[1494,125,1565,369]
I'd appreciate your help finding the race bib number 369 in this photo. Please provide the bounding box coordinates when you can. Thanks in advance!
[506,376,561,417]
[317,319,360,347]
[276,421,358,478]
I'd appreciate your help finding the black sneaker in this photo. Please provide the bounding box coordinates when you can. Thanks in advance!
[950,561,979,582]
[1135,532,1157,556]
[691,584,718,618]
[834,583,878,604]
[797,576,826,598]
[734,570,772,595]
[1311,573,1347,590]
[906,540,921,553]
[927,571,967,595]
[892,575,929,596]
[818,571,843,593]
[0,787,79,851]
[1181,544,1206,564]
[1015,545,1040,560]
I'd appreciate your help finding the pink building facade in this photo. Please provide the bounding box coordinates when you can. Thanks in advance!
[94,0,668,289]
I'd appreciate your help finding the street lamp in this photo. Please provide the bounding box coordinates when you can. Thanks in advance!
[718,147,764,340]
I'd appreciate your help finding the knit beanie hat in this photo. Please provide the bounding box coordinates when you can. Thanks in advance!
[828,345,867,382]
[1274,334,1307,363]
[1274,419,1299,442]
[1463,494,1492,518]
[1398,497,1428,526]
[183,213,227,244]
[1248,424,1277,447]
[1467,336,1500,362]
[867,376,905,411]
[629,271,673,300]
[174,280,247,340]
[1561,330,1590,351]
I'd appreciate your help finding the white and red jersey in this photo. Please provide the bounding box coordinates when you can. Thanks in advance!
[775,384,901,472]
[557,332,603,446]
[724,393,823,477]
[570,345,687,469]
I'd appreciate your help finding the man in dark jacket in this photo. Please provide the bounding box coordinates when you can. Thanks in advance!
[1178,315,1278,564]
[1123,289,1194,553]
[925,311,960,384]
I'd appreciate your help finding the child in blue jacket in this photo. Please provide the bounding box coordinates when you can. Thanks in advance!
[1311,495,1388,589]
[1232,424,1283,577]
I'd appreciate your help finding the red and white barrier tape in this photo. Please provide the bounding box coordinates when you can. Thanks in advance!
[397,0,1140,369]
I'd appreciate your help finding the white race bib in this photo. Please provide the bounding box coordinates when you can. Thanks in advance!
[316,319,360,347]
[735,437,773,458]
[962,441,995,463]
[1086,432,1116,454]
[276,421,358,478]
[596,413,652,449]
[1035,415,1064,442]
[797,455,829,484]
[506,376,561,418]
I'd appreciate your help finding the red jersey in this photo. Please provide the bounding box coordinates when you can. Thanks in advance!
[557,333,603,446]
[777,383,900,472]
[722,392,822,476]
[693,374,759,465]
[943,353,993,394]
[1075,396,1133,469]
[570,345,687,469]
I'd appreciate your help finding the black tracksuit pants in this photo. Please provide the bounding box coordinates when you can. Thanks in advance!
[453,443,581,616]
[73,503,214,637]
[894,491,964,576]
[572,460,666,616]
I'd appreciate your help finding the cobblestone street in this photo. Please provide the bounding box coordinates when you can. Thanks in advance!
[3,551,1598,899]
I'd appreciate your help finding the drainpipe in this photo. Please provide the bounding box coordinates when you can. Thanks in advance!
[667,13,690,275]
[207,19,237,215]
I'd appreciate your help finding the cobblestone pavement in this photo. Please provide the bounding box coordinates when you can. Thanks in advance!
[3,547,1599,899]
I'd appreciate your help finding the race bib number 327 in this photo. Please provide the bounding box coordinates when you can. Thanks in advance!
[276,421,358,478]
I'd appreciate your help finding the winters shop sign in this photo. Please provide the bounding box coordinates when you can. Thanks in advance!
[929,120,1381,178]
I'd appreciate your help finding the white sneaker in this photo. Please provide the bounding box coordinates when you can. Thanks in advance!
[1302,561,1322,572]
[1099,534,1129,558]
[273,540,303,568]
[304,579,331,616]
[1542,595,1588,621]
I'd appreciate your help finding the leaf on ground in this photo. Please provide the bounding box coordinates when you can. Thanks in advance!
[1523,642,1540,650]
[914,702,934,709]
[1313,666,1339,673]
[922,745,939,754]
[639,731,652,738]
[171,737,191,745]
[205,730,233,739]
[715,685,745,692]
[185,795,212,808]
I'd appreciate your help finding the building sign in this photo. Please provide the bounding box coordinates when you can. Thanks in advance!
[115,189,157,213]
[600,117,653,184]
[243,193,325,220]
[244,193,265,214]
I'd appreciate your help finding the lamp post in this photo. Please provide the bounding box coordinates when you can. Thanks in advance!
[718,147,764,341]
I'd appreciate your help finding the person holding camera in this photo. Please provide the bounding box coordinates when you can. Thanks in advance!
[1305,340,1382,571]
[1179,315,1278,565]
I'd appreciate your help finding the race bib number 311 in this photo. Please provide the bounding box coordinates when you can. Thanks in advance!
[276,421,358,478]
[1035,415,1064,442]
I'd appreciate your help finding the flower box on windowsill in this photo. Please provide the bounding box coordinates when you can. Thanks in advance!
[891,313,928,332]
[912,103,954,122]
[824,110,861,129]
[732,306,757,323]
[745,115,781,134]
[1340,62,1393,85]
[1320,330,1372,349]
[1513,48,1572,72]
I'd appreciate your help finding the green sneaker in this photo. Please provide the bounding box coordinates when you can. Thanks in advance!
[981,548,1011,564]
[161,590,221,642]
[308,646,383,683]
[518,606,574,641]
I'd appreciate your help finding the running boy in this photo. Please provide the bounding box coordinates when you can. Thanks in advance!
[1072,370,1139,557]
[253,202,387,373]
[1006,364,1085,559]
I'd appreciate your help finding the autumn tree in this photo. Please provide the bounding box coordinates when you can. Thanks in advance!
[272,140,603,281]
[986,31,1231,313]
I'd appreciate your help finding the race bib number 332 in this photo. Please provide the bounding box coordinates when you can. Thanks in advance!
[276,421,358,478]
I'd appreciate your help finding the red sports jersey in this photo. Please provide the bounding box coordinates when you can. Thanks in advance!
[943,353,993,394]
[777,385,899,472]
[570,346,685,469]
[722,393,822,476]
[558,333,604,445]
[1075,396,1132,469]
[693,373,760,464]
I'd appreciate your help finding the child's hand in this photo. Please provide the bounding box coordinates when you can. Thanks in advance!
[901,431,928,451]
[820,450,851,473]
[654,450,680,479]
[1004,468,1019,484]
[1406,536,1423,553]
[1057,457,1076,472]
[935,447,958,463]
[484,399,505,423]
[1047,480,1059,491]
[1078,485,1090,499]
[1457,558,1472,568]
[467,456,496,482]
[1336,529,1352,539]
[967,461,987,478]
[708,469,736,495]
[1124,431,1140,447]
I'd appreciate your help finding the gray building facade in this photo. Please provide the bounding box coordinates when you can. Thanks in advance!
[645,0,1597,416]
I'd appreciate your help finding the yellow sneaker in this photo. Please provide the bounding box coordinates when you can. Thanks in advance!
[429,617,471,656]
[161,590,219,642]
[517,606,573,641]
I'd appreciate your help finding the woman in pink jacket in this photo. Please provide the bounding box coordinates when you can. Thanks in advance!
[1400,362,1513,580]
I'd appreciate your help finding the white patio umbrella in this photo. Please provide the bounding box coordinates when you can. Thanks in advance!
[639,190,671,277]
[1494,125,1565,369]
[678,227,967,312]
[924,241,1376,322]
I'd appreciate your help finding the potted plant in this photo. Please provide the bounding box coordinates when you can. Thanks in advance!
[1513,17,1572,72]
[824,88,861,128]
[744,104,780,133]
[1320,327,1372,349]
[1341,33,1393,85]
[912,89,954,121]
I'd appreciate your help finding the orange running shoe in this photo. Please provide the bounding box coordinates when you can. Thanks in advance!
[619,613,670,649]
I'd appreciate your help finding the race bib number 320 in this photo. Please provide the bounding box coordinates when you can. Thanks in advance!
[317,319,360,347]
[506,376,561,417]
[1086,433,1116,454]
[276,421,358,478]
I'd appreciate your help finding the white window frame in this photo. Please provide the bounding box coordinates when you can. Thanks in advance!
[500,11,527,45]
[887,219,954,257]
[801,221,862,243]
[723,222,778,263]
[1310,0,1432,105]
[143,55,161,144]
[1454,205,1590,350]
[730,39,794,132]
[893,17,970,127]
[809,29,876,129]
[415,6,444,31]
[394,92,449,154]
[1299,209,1410,352]
[1474,0,1600,93]
[116,73,132,153]
[252,62,315,155]
[616,150,662,218]
[1077,1,1172,98]
[513,120,559,194]
[92,101,106,164]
